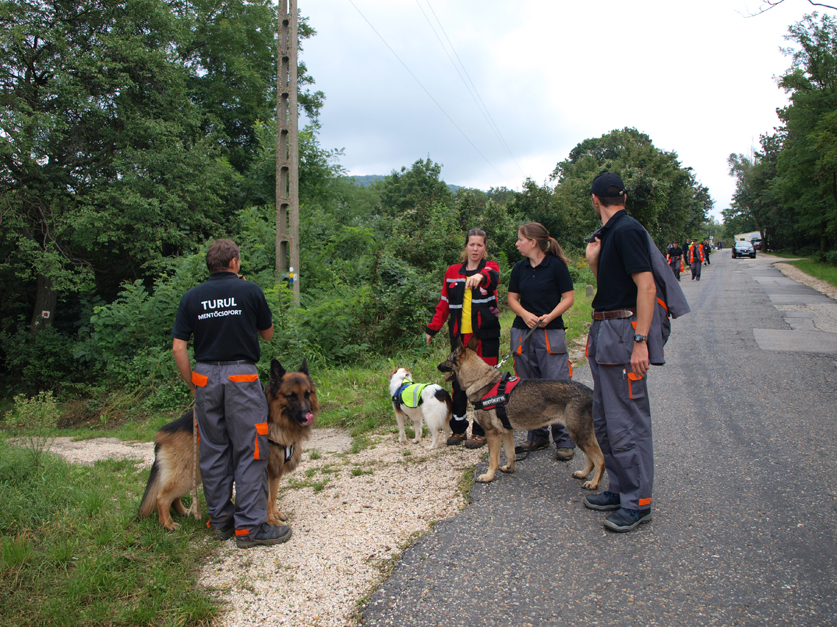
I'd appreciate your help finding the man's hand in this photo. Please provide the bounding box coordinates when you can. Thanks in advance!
[630,341,650,378]
[425,333,433,346]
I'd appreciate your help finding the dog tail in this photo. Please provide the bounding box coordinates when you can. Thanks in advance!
[138,444,162,520]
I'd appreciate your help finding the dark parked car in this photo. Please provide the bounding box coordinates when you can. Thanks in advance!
[751,238,763,251]
[732,240,756,259]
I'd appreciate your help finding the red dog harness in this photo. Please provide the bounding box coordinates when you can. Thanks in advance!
[473,373,520,430]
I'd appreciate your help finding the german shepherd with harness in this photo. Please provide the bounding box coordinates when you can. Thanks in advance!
[438,337,604,487]
[138,359,318,530]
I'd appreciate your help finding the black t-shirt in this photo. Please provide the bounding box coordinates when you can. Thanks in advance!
[171,272,273,362]
[669,246,683,258]
[508,254,574,330]
[592,210,652,311]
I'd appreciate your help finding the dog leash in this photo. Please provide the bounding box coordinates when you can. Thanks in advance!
[495,322,540,371]
[188,404,201,521]
[409,338,429,370]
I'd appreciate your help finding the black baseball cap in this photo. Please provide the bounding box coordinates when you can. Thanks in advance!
[590,172,626,197]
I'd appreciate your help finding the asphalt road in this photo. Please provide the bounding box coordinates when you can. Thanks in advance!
[360,253,837,627]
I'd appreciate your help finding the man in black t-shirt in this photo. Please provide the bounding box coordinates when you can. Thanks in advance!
[172,239,289,548]
[583,173,655,533]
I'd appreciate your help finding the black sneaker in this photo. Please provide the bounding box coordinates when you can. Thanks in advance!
[211,522,235,541]
[514,437,549,454]
[235,523,293,549]
[583,491,621,511]
[603,508,652,532]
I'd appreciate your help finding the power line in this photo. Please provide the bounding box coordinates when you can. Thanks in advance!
[420,0,526,179]
[347,0,510,186]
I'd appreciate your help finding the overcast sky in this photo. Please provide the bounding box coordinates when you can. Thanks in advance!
[300,0,819,221]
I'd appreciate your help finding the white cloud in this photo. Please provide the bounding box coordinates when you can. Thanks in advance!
[302,0,816,219]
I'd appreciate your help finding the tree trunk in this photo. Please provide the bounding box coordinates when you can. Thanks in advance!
[30,273,57,332]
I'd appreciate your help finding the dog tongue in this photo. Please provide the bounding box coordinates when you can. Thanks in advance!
[303,412,314,425]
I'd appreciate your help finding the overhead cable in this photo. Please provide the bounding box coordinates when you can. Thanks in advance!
[348,0,510,186]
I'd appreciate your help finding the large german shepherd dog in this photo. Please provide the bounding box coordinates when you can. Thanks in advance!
[438,337,604,488]
[138,359,318,530]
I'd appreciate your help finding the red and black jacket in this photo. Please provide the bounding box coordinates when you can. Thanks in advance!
[426,259,501,346]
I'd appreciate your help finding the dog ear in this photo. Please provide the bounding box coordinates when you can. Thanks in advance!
[298,358,309,376]
[456,336,465,352]
[466,335,479,351]
[271,359,286,381]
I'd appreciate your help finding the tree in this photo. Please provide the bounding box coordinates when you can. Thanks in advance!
[378,158,453,227]
[550,128,710,249]
[773,13,837,256]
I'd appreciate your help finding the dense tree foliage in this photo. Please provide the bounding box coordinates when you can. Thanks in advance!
[727,13,837,258]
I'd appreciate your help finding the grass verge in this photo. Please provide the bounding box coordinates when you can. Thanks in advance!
[784,257,837,288]
[0,440,217,627]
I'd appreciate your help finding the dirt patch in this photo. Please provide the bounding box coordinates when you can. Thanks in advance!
[46,428,354,468]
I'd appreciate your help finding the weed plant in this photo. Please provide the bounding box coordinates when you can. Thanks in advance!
[0,441,217,627]
[4,391,60,469]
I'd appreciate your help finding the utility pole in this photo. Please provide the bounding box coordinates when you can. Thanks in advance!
[276,0,299,305]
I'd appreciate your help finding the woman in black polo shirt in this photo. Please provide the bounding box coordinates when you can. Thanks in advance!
[508,222,576,460]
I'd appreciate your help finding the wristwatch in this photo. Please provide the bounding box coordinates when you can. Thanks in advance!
[633,334,648,343]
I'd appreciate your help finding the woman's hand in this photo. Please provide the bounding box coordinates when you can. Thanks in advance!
[465,273,483,290]
[425,333,433,346]
[522,311,542,329]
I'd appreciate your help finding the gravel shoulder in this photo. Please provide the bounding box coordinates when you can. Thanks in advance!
[46,426,485,626]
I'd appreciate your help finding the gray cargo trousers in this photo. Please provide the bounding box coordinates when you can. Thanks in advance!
[510,327,574,448]
[193,361,269,533]
[587,318,654,511]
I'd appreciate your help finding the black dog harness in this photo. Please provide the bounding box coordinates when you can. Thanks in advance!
[473,373,521,430]
[268,438,294,462]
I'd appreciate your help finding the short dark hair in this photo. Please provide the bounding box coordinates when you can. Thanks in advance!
[206,239,240,272]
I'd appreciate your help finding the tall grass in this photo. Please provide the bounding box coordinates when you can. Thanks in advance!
[0,442,217,627]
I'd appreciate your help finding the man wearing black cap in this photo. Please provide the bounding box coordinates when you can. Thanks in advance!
[582,172,656,532]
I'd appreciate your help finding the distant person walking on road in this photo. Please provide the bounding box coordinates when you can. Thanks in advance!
[703,239,711,265]
[688,239,703,281]
[583,172,655,533]
[666,240,683,281]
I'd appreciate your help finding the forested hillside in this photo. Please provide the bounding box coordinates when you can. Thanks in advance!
[0,2,712,412]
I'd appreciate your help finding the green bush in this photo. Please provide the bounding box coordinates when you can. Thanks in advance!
[0,326,80,393]
[825,250,837,266]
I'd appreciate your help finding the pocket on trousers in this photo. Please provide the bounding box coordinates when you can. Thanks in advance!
[192,372,208,387]
[626,371,646,400]
[594,319,633,365]
[544,329,567,355]
[254,422,269,460]
[510,328,525,356]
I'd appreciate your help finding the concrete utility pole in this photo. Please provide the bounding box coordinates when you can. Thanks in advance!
[276,0,299,305]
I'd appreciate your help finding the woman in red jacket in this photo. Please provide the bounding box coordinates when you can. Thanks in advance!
[425,228,501,449]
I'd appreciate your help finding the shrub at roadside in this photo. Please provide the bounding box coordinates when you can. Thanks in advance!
[4,391,60,469]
